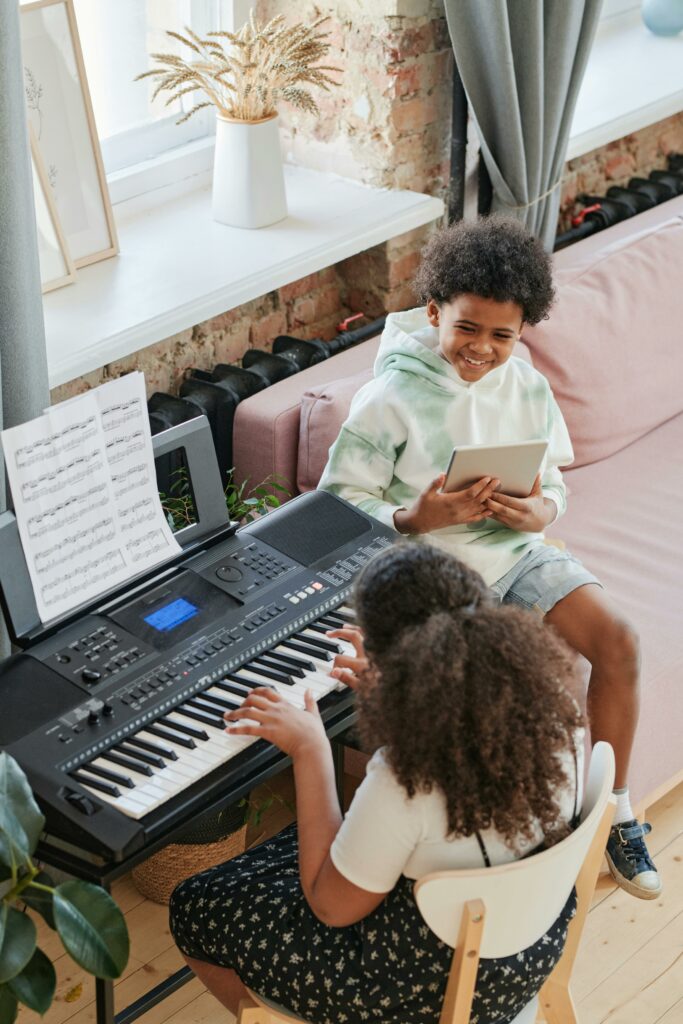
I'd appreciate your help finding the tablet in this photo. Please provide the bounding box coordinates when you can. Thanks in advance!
[443,440,548,498]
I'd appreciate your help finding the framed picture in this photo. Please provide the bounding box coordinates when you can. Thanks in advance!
[30,127,77,293]
[20,0,118,268]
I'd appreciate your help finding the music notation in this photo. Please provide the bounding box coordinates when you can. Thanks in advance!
[1,373,180,623]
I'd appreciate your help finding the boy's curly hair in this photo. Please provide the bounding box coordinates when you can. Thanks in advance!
[413,215,555,325]
[354,542,584,850]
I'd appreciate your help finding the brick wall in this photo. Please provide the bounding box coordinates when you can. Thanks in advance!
[50,3,683,406]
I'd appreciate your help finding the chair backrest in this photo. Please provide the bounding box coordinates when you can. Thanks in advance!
[414,741,615,959]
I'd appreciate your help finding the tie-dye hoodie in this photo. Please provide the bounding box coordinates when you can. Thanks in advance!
[318,307,574,586]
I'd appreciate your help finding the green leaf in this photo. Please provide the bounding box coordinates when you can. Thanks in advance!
[7,948,55,1015]
[0,753,45,862]
[0,907,36,983]
[20,873,56,930]
[0,985,18,1024]
[53,882,129,979]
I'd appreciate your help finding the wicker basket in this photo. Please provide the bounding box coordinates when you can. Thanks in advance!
[132,803,248,904]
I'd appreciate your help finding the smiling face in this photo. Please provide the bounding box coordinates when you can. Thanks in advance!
[427,294,524,382]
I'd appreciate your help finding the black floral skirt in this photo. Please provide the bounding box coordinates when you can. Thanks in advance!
[169,824,576,1024]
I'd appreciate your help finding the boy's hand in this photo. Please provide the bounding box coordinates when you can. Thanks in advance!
[225,688,328,759]
[327,625,368,690]
[394,473,499,534]
[485,474,557,533]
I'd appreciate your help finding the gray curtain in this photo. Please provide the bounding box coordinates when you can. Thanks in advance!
[444,0,603,248]
[1,0,51,655]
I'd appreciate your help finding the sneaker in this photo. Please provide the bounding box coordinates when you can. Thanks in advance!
[605,819,662,900]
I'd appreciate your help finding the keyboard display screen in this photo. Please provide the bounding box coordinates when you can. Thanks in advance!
[143,598,199,632]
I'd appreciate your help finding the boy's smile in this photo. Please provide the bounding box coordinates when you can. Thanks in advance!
[427,294,523,382]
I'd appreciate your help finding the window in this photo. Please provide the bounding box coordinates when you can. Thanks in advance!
[73,0,221,174]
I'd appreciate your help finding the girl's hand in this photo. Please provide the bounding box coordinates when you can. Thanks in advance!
[327,625,368,690]
[394,473,499,534]
[225,688,328,759]
[485,475,557,533]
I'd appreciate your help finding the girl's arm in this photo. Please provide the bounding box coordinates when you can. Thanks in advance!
[226,689,389,926]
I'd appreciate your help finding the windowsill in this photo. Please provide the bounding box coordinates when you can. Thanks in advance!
[568,9,683,160]
[43,165,444,389]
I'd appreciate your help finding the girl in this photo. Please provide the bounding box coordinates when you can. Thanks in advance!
[170,542,585,1024]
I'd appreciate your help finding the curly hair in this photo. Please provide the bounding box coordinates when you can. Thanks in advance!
[353,542,584,851]
[413,215,555,325]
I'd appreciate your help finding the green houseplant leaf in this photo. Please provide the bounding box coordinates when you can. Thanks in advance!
[0,984,18,1024]
[0,752,45,862]
[53,882,129,979]
[6,948,55,1015]
[0,907,36,983]
[20,872,57,930]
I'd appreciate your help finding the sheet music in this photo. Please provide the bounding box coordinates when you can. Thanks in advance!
[1,373,181,623]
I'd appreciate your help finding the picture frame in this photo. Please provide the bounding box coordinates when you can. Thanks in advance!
[30,126,77,293]
[20,0,118,268]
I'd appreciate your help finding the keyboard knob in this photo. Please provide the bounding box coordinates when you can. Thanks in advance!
[216,565,243,582]
[102,703,114,716]
[81,669,102,684]
[88,710,100,724]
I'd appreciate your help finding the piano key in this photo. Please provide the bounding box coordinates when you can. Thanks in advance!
[135,729,218,769]
[70,771,121,797]
[295,630,341,654]
[101,750,154,776]
[146,722,197,749]
[115,743,166,769]
[230,668,304,704]
[82,760,135,789]
[188,695,234,720]
[196,688,241,711]
[318,614,347,629]
[175,704,227,730]
[124,735,179,761]
[253,653,305,678]
[261,649,315,673]
[215,678,255,699]
[336,605,356,619]
[301,621,330,635]
[157,715,210,741]
[280,639,332,661]
[240,661,295,687]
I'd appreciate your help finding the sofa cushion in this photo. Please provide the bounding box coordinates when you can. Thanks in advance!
[523,216,683,469]
[546,411,683,805]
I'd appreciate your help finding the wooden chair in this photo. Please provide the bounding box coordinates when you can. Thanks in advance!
[237,742,615,1024]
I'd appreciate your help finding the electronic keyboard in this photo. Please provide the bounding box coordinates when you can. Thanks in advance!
[0,476,395,864]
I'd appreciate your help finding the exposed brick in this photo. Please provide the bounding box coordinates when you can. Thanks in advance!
[250,310,288,346]
[388,250,421,287]
[279,272,321,303]
[391,93,439,133]
[289,296,317,328]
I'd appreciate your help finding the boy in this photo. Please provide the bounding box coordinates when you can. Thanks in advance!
[319,216,659,899]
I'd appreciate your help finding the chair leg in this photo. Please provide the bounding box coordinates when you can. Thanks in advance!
[538,981,579,1024]
[439,899,485,1024]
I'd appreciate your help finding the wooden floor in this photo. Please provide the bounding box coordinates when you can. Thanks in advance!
[21,773,683,1024]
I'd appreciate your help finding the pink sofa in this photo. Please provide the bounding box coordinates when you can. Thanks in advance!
[234,196,683,809]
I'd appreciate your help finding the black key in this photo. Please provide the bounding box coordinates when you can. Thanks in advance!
[188,696,233,719]
[126,735,178,761]
[101,750,154,777]
[318,614,347,629]
[225,673,274,692]
[281,639,332,662]
[71,771,120,798]
[81,763,134,789]
[198,689,240,711]
[214,679,253,699]
[253,654,305,678]
[331,608,355,624]
[158,716,209,741]
[266,650,315,672]
[303,622,331,635]
[294,631,340,654]
[242,662,295,686]
[176,705,226,731]
[147,723,197,749]
[115,743,165,769]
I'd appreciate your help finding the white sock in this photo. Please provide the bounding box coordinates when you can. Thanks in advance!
[613,786,635,825]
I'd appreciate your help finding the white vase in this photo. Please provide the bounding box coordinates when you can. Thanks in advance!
[212,113,288,229]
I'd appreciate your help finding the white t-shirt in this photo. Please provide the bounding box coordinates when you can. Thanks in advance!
[330,739,584,894]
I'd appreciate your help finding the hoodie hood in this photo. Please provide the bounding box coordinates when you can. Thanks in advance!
[374,306,510,392]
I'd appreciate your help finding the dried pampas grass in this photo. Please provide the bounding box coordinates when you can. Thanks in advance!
[135,13,340,124]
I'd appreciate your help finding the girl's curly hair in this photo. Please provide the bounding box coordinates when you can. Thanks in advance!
[354,542,584,850]
[413,215,555,325]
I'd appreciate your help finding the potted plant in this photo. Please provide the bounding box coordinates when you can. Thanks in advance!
[0,753,129,1024]
[136,14,340,228]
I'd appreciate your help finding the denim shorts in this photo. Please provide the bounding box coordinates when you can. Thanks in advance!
[490,544,601,615]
